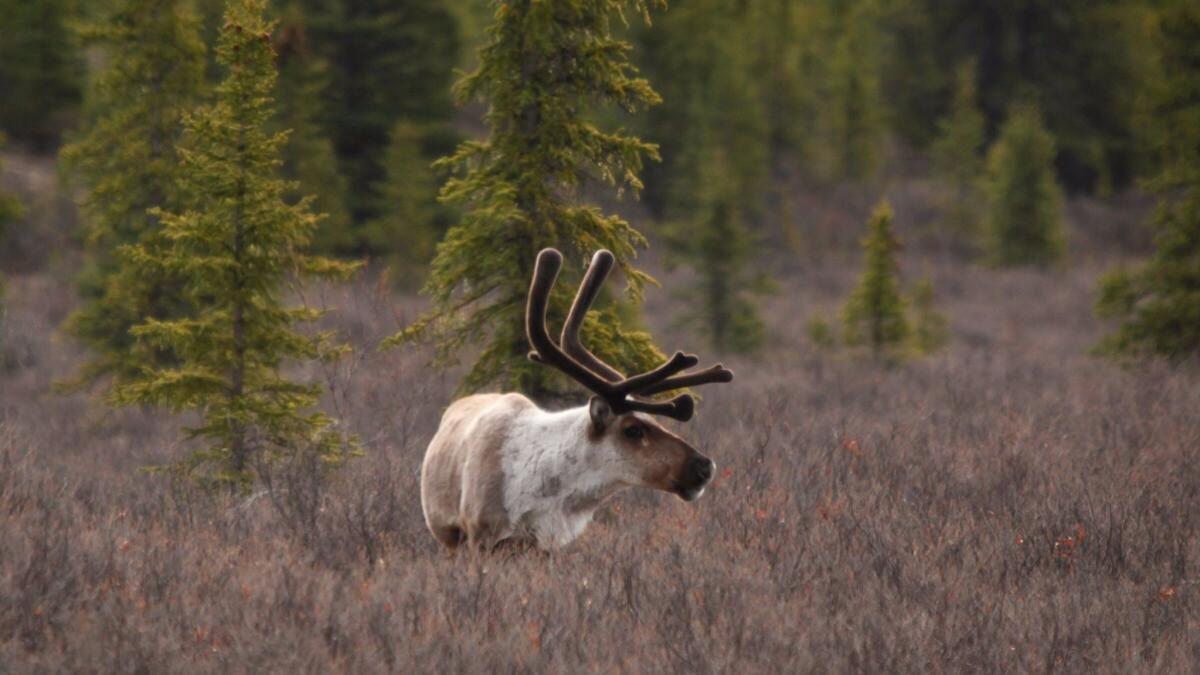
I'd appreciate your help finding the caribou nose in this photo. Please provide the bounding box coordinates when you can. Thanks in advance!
[691,457,715,485]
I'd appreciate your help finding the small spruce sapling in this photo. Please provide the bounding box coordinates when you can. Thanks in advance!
[841,202,912,361]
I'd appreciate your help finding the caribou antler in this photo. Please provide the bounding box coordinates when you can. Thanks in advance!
[526,248,734,422]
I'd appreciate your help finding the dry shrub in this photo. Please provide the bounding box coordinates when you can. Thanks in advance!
[1,252,1198,673]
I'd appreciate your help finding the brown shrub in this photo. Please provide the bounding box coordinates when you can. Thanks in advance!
[1,252,1198,673]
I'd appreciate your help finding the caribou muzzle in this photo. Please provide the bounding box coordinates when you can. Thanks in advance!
[674,453,715,501]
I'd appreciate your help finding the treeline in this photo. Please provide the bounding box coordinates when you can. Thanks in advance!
[0,0,1196,486]
[1,0,465,265]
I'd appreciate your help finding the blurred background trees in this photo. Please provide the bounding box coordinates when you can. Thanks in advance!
[0,0,1193,469]
[298,0,459,257]
[0,0,85,152]
[59,0,208,389]
[1097,4,1200,360]
[931,63,987,240]
[983,104,1065,266]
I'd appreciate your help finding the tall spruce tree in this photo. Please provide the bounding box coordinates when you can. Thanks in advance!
[983,104,1066,266]
[114,0,358,486]
[842,202,911,361]
[931,62,986,236]
[60,0,207,388]
[0,0,85,151]
[1096,6,1200,360]
[386,0,668,398]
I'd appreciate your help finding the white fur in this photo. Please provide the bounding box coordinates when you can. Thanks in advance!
[500,406,643,549]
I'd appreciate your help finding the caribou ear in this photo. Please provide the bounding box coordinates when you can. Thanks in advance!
[588,395,614,435]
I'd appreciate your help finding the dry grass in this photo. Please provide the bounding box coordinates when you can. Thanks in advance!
[2,199,1199,672]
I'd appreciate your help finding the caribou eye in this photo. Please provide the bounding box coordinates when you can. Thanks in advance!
[623,424,646,440]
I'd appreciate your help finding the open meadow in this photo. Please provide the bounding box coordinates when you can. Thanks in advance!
[3,1,1200,671]
[2,163,1197,672]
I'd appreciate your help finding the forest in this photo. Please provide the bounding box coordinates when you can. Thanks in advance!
[1,0,1198,671]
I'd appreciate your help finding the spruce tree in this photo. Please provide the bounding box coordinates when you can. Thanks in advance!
[113,0,358,486]
[817,4,884,182]
[983,104,1066,266]
[0,0,85,151]
[883,0,1144,193]
[366,121,448,288]
[300,0,460,244]
[842,202,911,361]
[639,0,769,221]
[1096,6,1200,360]
[386,0,668,398]
[60,0,208,389]
[931,62,986,236]
[666,146,769,354]
[273,2,352,256]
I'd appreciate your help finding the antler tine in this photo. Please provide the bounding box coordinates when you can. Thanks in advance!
[638,364,735,397]
[625,393,695,422]
[560,249,626,382]
[526,249,619,398]
[613,351,699,395]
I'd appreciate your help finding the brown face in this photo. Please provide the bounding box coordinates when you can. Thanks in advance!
[590,398,715,501]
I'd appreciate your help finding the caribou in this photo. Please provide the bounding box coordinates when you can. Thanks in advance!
[420,248,734,550]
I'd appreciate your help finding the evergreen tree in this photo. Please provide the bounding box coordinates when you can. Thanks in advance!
[983,104,1066,266]
[638,0,769,220]
[60,0,208,388]
[666,146,769,354]
[386,0,668,398]
[749,0,820,168]
[910,275,949,354]
[842,202,911,361]
[1096,6,1200,360]
[301,0,460,246]
[931,62,986,236]
[882,0,1147,192]
[366,121,450,288]
[816,3,884,182]
[113,0,358,486]
[273,2,352,256]
[0,0,85,151]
